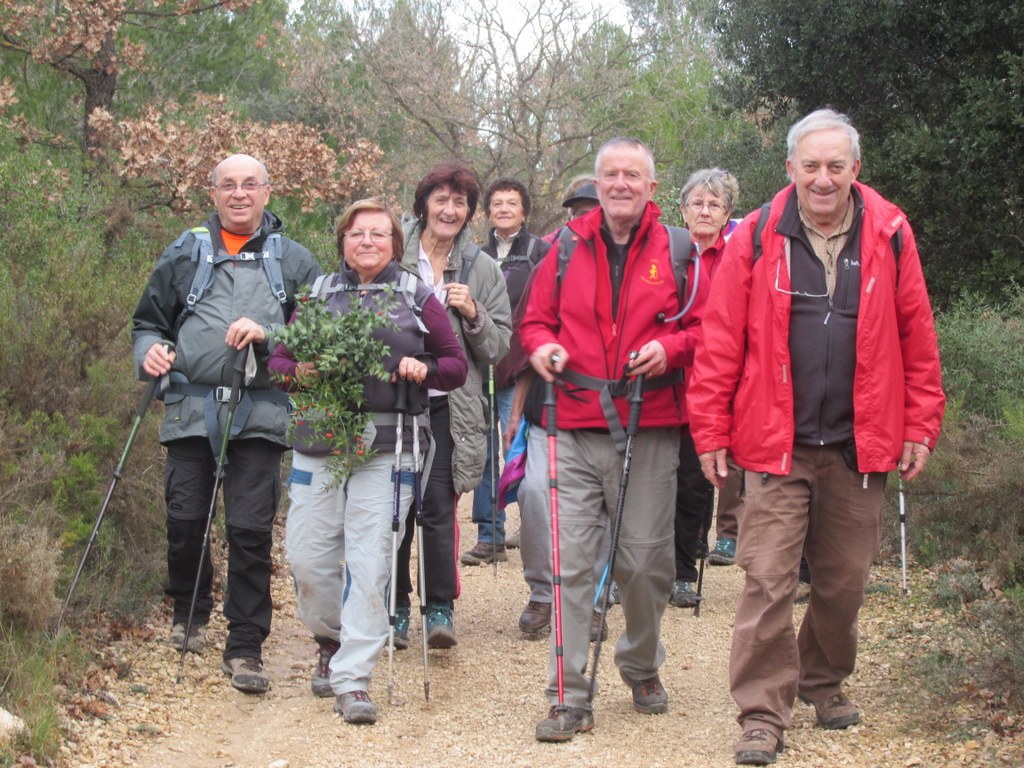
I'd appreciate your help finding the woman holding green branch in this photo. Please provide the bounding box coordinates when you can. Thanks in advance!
[270,198,466,725]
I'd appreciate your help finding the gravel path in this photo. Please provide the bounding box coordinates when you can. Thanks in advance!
[60,499,1018,768]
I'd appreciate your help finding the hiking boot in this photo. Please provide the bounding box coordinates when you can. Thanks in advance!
[798,691,860,729]
[169,622,205,655]
[460,541,508,565]
[311,638,339,698]
[534,705,595,743]
[669,580,701,608]
[734,728,783,765]
[333,690,377,725]
[221,657,270,694]
[708,537,737,565]
[794,581,812,605]
[505,529,520,549]
[589,609,608,642]
[393,606,410,650]
[518,600,551,638]
[425,603,457,649]
[619,670,669,714]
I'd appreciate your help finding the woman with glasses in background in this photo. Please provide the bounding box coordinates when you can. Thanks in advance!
[669,168,745,609]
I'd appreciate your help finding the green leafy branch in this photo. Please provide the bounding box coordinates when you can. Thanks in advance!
[275,285,395,482]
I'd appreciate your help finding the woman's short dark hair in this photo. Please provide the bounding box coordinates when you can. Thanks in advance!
[412,162,481,232]
[484,177,531,218]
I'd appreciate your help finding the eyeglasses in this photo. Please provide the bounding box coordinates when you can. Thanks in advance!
[687,200,725,214]
[213,180,268,194]
[345,229,392,243]
[774,260,828,298]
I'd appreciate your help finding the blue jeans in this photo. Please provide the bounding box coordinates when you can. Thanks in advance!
[471,385,513,544]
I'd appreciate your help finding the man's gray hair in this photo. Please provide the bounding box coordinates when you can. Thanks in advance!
[787,109,861,162]
[679,168,740,214]
[595,137,656,180]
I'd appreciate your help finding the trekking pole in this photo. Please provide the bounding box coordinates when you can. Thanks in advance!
[387,378,411,705]
[176,344,248,683]
[407,386,430,702]
[488,365,500,577]
[56,372,166,632]
[588,353,644,704]
[693,484,716,617]
[899,478,910,596]
[545,356,567,710]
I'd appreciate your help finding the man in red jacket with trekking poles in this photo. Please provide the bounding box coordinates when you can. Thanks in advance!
[520,137,703,743]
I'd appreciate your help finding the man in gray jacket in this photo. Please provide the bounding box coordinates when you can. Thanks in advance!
[132,154,320,693]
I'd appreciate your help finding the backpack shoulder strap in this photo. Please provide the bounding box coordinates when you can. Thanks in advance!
[664,224,693,305]
[261,233,287,305]
[752,203,772,265]
[555,226,581,283]
[457,244,481,285]
[398,270,429,332]
[185,227,217,316]
[658,224,700,323]
[309,274,331,299]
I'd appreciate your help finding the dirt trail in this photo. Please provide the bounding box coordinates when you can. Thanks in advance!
[62,501,1014,768]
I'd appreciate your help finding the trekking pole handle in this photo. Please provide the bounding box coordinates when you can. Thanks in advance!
[544,380,557,437]
[394,377,424,416]
[231,343,248,377]
[626,351,644,436]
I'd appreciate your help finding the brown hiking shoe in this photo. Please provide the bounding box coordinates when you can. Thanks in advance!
[460,541,508,565]
[799,691,860,729]
[312,638,339,698]
[734,729,783,765]
[619,670,668,714]
[169,622,205,655]
[334,690,377,725]
[220,657,270,694]
[518,600,551,638]
[534,705,595,743]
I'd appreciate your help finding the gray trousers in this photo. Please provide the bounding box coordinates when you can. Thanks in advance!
[544,428,678,708]
[520,422,614,604]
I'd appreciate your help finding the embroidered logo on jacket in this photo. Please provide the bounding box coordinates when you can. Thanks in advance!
[641,259,666,286]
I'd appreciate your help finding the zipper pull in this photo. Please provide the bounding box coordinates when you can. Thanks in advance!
[761,472,769,486]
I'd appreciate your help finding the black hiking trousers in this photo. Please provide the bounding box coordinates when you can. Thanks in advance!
[164,436,283,660]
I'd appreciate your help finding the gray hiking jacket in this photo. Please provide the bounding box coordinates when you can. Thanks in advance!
[132,211,320,447]
[400,215,512,493]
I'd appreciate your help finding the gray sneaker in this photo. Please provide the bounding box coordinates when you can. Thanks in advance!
[169,622,205,655]
[220,657,270,694]
[669,580,701,608]
[334,690,377,725]
[535,705,595,742]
